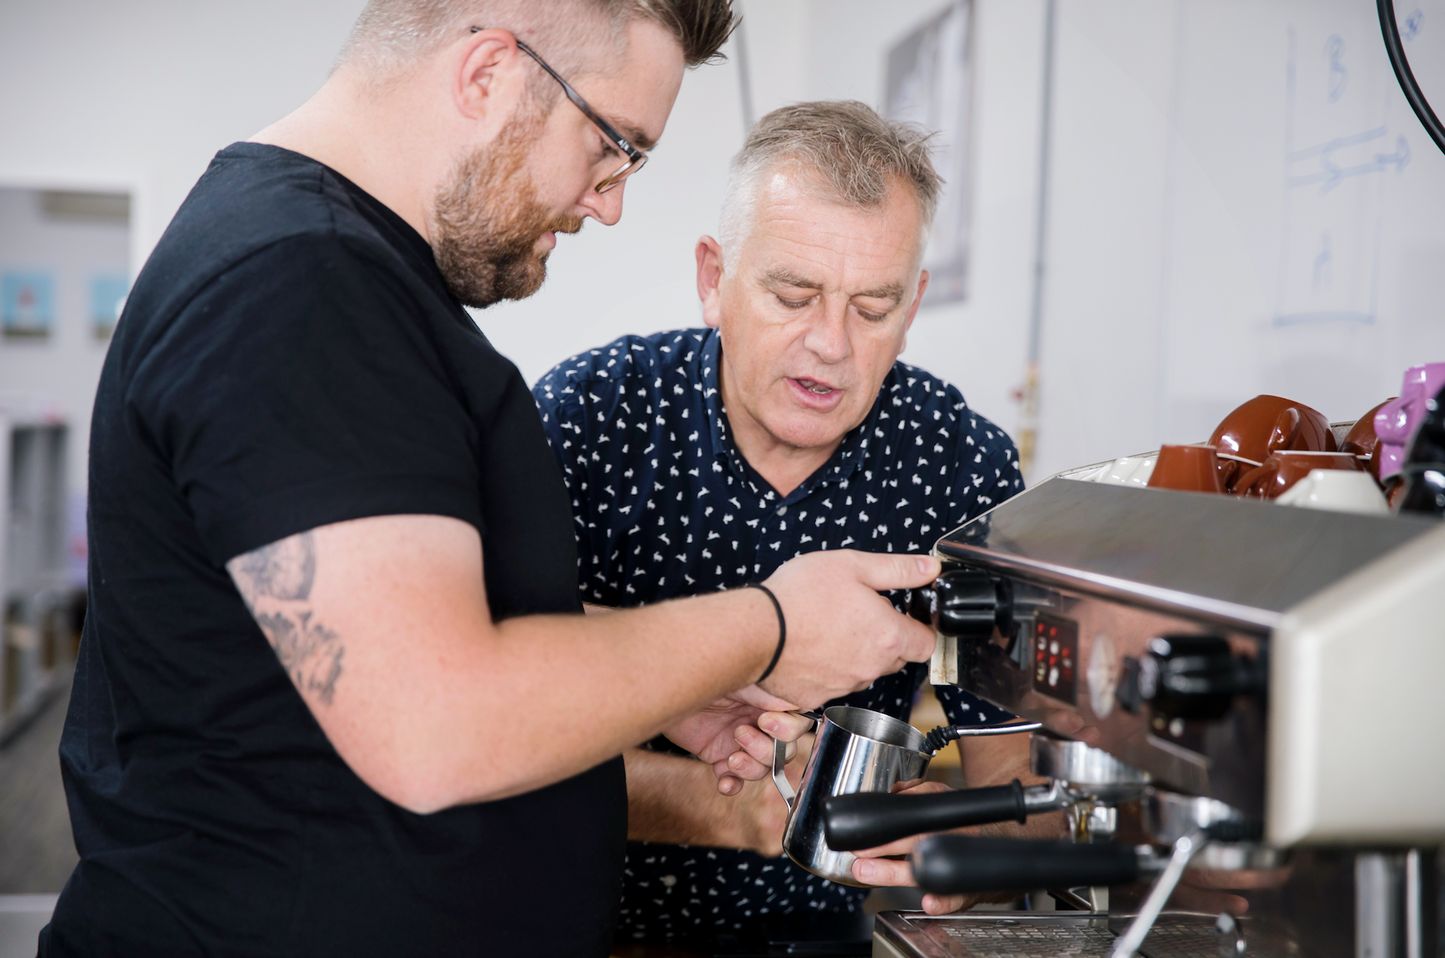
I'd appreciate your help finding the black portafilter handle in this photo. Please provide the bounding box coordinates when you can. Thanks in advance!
[911,835,1142,895]
[823,781,1029,852]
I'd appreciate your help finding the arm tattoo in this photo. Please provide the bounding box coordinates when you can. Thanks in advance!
[229,532,345,706]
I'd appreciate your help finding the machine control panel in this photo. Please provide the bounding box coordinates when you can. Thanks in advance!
[1031,614,1078,705]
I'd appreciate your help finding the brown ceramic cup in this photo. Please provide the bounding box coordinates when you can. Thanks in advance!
[1209,396,1337,481]
[1340,398,1395,483]
[1233,450,1364,499]
[1147,444,1225,494]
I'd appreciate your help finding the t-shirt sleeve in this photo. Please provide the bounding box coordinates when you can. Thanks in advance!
[130,235,485,566]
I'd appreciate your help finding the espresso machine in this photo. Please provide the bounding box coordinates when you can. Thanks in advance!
[823,455,1445,958]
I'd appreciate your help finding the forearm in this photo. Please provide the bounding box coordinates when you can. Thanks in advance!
[467,594,778,798]
[233,517,936,815]
[624,748,755,849]
[960,735,1066,841]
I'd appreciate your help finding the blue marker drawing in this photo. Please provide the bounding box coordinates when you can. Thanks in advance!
[1312,233,1332,290]
[1325,34,1347,102]
[1287,131,1409,193]
[1272,311,1375,328]
[1403,9,1423,41]
[1287,125,1386,163]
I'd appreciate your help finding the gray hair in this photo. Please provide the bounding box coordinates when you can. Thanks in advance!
[718,101,942,270]
[339,0,738,82]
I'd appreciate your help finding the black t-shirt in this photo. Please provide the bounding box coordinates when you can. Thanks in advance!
[42,143,626,958]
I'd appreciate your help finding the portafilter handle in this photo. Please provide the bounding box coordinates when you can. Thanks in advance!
[823,779,1070,851]
[910,835,1151,894]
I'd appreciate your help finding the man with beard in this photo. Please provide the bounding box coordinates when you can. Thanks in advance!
[41,4,944,957]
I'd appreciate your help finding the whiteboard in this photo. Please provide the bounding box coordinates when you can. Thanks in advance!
[1157,0,1445,442]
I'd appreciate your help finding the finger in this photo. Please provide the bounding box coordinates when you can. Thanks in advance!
[715,771,743,796]
[852,856,914,888]
[850,552,941,593]
[922,894,968,915]
[759,710,813,742]
[726,749,771,781]
[734,724,793,768]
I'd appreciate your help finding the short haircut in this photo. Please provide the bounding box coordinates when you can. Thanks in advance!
[340,0,739,80]
[718,101,943,270]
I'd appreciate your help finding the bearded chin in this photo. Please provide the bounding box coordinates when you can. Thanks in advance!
[433,225,550,309]
[430,120,567,310]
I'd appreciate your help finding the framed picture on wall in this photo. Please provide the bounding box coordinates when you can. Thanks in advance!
[2,271,55,339]
[884,0,974,307]
[91,274,129,339]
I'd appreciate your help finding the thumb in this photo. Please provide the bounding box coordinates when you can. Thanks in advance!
[851,552,941,592]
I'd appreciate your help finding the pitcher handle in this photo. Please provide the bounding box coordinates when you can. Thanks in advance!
[771,737,796,811]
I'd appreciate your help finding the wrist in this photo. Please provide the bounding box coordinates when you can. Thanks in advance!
[744,583,786,685]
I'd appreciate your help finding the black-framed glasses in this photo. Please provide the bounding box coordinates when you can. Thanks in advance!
[473,27,649,193]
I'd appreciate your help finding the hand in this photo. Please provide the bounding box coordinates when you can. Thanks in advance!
[663,689,794,766]
[844,781,980,913]
[724,733,814,856]
[1170,864,1292,916]
[666,703,814,795]
[758,551,940,709]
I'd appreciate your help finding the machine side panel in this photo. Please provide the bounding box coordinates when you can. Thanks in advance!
[1268,522,1445,845]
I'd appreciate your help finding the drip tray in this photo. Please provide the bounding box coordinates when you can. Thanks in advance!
[873,912,1292,958]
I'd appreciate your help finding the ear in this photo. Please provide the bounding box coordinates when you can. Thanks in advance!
[453,28,528,125]
[898,269,929,351]
[696,235,726,329]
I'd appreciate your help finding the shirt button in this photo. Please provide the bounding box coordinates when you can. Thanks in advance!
[776,506,787,516]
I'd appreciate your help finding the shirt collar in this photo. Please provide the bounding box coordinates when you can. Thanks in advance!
[698,328,882,500]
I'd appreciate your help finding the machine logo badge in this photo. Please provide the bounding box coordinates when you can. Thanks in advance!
[1087,632,1118,718]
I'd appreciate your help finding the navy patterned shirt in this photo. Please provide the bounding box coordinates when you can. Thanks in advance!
[532,328,1024,949]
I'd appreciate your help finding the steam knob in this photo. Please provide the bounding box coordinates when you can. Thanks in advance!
[932,569,1011,639]
[1137,634,1265,721]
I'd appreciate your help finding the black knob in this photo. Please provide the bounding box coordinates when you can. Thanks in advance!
[931,569,1011,639]
[1137,634,1265,721]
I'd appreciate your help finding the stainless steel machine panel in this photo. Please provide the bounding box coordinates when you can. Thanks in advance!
[934,478,1437,630]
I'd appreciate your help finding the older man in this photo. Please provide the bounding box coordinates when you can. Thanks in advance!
[534,101,1045,953]
[43,8,947,957]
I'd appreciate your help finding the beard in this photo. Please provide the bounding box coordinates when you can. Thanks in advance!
[431,114,584,309]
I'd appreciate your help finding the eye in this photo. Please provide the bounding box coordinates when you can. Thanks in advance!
[776,294,812,309]
[855,306,888,322]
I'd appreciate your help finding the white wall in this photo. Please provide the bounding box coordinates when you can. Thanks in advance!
[803,0,1048,450]
[6,0,1442,494]
[0,1,367,276]
[1030,0,1445,479]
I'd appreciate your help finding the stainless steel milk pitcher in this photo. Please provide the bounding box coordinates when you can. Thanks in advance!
[770,705,933,886]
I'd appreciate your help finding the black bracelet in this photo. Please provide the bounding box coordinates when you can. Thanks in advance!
[747,583,787,684]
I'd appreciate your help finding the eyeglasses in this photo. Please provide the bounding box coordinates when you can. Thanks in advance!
[473,27,649,194]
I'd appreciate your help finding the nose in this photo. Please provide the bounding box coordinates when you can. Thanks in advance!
[802,300,851,364]
[578,180,625,227]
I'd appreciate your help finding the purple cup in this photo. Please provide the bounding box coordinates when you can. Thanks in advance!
[1376,363,1445,480]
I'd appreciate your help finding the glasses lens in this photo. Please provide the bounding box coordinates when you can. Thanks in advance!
[596,154,647,194]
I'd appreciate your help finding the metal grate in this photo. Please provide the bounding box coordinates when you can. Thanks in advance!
[877,914,1298,958]
[929,919,1116,957]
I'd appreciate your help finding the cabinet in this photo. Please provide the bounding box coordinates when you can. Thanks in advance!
[1,412,73,743]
